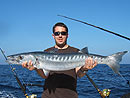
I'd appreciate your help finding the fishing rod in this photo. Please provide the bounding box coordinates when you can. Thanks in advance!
[24,83,43,87]
[58,14,130,86]
[0,48,26,96]
[58,15,130,41]
[0,48,37,98]
[85,73,110,98]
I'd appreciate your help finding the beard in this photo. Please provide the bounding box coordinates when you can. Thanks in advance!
[55,40,67,48]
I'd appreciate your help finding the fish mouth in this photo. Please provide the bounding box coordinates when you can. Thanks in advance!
[6,56,20,64]
[6,59,20,65]
[7,56,14,61]
[6,59,14,64]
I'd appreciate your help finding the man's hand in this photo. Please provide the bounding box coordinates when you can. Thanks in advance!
[22,61,47,78]
[81,57,97,71]
[22,60,35,70]
[76,57,97,77]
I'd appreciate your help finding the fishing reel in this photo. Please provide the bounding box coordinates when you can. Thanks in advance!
[26,94,37,98]
[101,89,111,98]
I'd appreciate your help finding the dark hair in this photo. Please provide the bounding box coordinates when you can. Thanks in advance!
[53,22,68,33]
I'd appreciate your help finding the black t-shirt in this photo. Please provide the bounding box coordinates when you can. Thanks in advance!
[42,46,79,98]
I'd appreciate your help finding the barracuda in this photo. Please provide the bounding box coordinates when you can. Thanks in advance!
[6,47,128,76]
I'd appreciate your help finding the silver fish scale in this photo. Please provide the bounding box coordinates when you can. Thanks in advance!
[41,58,85,71]
[36,53,87,71]
[43,54,86,62]
[6,50,128,74]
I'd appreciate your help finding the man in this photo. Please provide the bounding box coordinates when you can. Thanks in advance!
[22,22,97,98]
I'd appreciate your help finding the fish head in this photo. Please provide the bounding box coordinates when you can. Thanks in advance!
[6,54,31,65]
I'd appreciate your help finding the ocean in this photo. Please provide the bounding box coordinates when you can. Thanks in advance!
[0,64,130,98]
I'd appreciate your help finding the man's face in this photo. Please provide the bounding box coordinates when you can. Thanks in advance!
[52,26,68,46]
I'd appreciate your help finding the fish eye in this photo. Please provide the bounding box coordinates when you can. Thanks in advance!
[18,56,23,60]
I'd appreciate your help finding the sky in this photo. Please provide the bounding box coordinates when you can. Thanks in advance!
[0,0,130,64]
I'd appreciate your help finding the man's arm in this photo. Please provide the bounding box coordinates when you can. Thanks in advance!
[22,60,48,79]
[35,69,48,79]
[76,57,97,78]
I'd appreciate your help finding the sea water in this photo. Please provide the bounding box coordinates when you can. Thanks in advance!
[0,64,130,98]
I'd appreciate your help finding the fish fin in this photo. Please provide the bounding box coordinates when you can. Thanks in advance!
[106,51,128,74]
[35,58,40,65]
[42,69,50,76]
[80,47,89,54]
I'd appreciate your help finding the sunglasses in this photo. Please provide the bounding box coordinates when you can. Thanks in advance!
[53,32,68,36]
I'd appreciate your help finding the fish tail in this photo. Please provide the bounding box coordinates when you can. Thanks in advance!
[106,51,130,86]
[106,51,128,74]
[118,72,130,87]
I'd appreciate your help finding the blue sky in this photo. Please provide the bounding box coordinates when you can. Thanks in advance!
[0,0,130,64]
